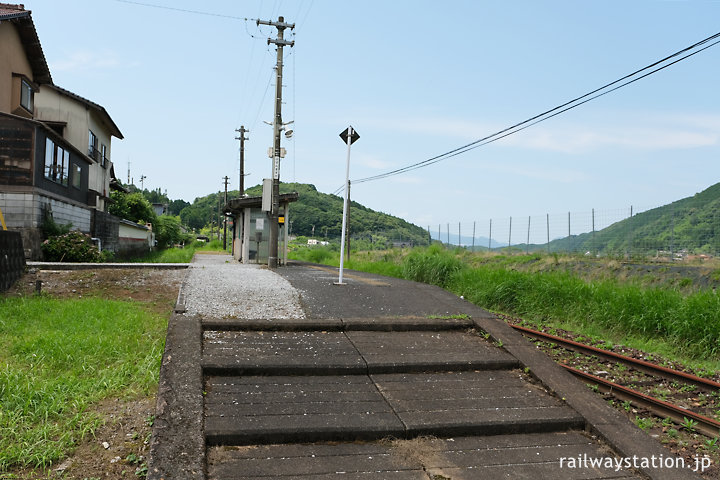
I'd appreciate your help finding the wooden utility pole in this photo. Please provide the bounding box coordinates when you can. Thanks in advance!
[235,126,249,196]
[222,176,230,250]
[258,16,294,269]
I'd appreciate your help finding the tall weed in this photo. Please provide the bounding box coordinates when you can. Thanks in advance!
[401,245,466,288]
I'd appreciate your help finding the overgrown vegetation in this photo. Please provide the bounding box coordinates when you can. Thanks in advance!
[291,246,720,362]
[41,231,102,263]
[0,297,167,471]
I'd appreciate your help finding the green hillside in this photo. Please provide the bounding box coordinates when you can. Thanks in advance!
[543,183,720,256]
[179,182,431,246]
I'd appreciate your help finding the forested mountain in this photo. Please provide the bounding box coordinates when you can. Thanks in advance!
[543,182,720,255]
[178,182,431,246]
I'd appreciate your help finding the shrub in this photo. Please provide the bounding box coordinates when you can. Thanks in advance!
[41,231,102,263]
[154,215,184,249]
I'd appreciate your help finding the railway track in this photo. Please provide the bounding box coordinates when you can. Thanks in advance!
[511,324,720,438]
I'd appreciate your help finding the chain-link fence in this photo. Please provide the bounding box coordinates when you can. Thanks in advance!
[429,205,720,259]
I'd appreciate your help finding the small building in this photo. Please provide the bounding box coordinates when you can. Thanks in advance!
[224,192,298,265]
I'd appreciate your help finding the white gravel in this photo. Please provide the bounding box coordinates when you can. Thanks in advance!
[182,254,305,319]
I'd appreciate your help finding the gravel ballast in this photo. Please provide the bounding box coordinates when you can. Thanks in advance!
[182,254,305,319]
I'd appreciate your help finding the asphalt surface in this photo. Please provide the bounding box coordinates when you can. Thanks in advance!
[148,257,703,480]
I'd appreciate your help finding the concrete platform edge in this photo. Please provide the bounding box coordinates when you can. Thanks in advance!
[147,314,205,480]
[467,308,702,480]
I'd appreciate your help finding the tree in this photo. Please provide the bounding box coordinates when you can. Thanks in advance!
[109,191,156,225]
[169,199,190,216]
[154,215,184,248]
[180,205,207,231]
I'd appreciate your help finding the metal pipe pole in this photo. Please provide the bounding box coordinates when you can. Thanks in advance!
[337,127,353,285]
[489,219,492,251]
[472,221,476,251]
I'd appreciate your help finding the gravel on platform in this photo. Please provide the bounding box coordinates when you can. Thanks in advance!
[182,254,305,319]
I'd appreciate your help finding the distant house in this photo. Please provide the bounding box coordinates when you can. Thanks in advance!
[0,3,127,259]
[152,202,168,217]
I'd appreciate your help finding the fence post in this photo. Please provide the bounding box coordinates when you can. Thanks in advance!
[447,223,450,246]
[508,216,512,251]
[489,219,492,251]
[670,206,675,260]
[458,222,461,248]
[526,216,530,254]
[626,206,632,259]
[568,211,571,252]
[472,221,476,251]
[592,208,596,256]
[546,213,550,253]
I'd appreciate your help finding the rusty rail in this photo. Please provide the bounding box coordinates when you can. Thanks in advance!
[511,324,720,392]
[563,365,720,438]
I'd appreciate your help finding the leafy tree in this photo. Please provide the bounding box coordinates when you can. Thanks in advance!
[180,205,209,231]
[109,192,156,225]
[154,215,185,248]
[169,199,190,216]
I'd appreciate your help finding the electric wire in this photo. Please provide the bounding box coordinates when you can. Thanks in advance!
[113,0,253,21]
[350,31,720,187]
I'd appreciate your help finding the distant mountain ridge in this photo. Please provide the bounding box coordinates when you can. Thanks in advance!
[537,182,720,255]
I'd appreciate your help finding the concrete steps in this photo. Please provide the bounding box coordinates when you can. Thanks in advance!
[201,319,582,449]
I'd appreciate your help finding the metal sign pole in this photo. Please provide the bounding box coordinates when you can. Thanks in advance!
[336,126,359,285]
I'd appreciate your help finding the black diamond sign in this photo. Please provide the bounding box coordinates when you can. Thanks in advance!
[339,126,360,145]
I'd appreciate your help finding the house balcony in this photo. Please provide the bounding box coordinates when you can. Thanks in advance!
[88,146,108,167]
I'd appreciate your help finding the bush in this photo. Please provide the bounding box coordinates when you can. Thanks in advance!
[154,215,184,249]
[41,231,102,262]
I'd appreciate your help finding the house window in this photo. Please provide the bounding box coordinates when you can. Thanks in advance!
[100,143,108,168]
[88,130,98,161]
[20,79,33,112]
[44,138,69,186]
[72,164,82,189]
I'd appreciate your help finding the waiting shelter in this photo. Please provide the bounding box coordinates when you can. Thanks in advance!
[224,192,298,265]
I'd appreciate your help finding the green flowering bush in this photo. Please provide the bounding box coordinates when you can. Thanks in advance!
[41,231,102,262]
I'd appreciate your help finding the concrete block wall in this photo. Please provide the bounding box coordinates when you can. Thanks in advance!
[92,210,120,253]
[0,192,92,259]
[43,196,91,232]
[0,192,40,228]
[0,192,91,232]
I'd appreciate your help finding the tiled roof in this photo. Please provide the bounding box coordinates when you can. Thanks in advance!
[0,3,28,19]
[0,3,52,84]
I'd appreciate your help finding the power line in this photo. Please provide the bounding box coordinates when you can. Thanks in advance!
[113,0,253,21]
[350,31,720,187]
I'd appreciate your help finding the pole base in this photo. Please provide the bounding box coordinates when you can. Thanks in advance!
[268,256,278,269]
[333,282,347,286]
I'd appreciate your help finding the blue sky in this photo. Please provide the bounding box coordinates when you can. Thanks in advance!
[26,0,720,240]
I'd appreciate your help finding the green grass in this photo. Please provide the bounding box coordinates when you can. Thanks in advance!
[0,296,167,471]
[293,246,720,366]
[450,266,720,359]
